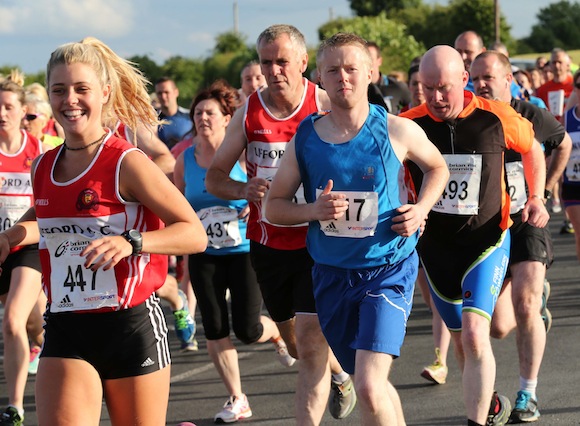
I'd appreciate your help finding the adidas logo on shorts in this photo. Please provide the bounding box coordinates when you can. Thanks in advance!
[57,295,74,309]
[141,357,155,368]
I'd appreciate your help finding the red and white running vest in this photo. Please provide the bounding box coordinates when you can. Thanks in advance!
[0,130,43,252]
[244,78,321,250]
[34,132,167,312]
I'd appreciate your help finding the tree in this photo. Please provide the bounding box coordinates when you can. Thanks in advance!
[349,0,422,17]
[161,56,205,107]
[202,31,257,89]
[203,50,257,89]
[126,55,163,89]
[523,0,580,52]
[318,13,424,73]
[398,0,513,51]
[390,3,453,48]
[214,31,250,55]
[448,0,513,48]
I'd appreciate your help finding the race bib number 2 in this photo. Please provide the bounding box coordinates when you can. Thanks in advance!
[505,161,527,214]
[45,233,118,312]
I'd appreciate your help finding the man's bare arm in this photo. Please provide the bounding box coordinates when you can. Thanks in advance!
[206,108,268,201]
[546,131,572,192]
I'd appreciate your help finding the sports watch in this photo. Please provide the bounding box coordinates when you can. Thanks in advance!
[544,189,552,201]
[121,229,143,256]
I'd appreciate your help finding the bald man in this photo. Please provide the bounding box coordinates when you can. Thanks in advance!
[454,31,485,93]
[401,45,549,426]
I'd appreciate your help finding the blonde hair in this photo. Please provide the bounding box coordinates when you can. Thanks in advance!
[46,36,159,134]
[316,33,372,70]
[0,69,26,105]
[25,82,49,102]
[24,93,53,118]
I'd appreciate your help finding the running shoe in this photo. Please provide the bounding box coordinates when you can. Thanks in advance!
[559,220,574,234]
[550,199,562,213]
[486,391,511,426]
[328,376,357,419]
[173,289,195,346]
[181,337,199,352]
[420,347,448,384]
[0,407,23,426]
[509,390,540,423]
[214,394,252,423]
[541,279,552,333]
[275,342,296,367]
[541,308,552,334]
[28,346,41,375]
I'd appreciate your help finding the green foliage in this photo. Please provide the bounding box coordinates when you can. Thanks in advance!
[447,0,513,50]
[214,32,249,54]
[523,1,580,52]
[160,56,205,107]
[349,0,421,17]
[126,55,164,88]
[203,50,257,89]
[205,31,257,88]
[0,65,46,87]
[406,0,513,52]
[127,32,258,108]
[318,13,424,73]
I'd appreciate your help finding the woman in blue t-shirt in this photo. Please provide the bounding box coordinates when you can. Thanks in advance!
[173,79,294,423]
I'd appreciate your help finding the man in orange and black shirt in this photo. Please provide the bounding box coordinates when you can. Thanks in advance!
[401,45,549,426]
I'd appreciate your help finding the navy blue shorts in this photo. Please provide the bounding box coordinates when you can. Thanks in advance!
[312,251,418,374]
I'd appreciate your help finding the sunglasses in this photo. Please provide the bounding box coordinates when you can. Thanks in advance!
[24,113,43,121]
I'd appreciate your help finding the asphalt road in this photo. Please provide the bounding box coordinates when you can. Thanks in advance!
[1,211,579,425]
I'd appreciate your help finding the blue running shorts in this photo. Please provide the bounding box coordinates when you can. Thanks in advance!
[312,251,418,374]
[423,230,510,331]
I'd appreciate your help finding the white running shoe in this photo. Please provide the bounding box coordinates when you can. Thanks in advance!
[214,394,252,423]
[275,342,296,367]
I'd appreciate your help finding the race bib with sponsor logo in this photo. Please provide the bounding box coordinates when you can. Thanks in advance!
[317,190,378,238]
[197,206,242,249]
[45,233,118,312]
[433,154,482,215]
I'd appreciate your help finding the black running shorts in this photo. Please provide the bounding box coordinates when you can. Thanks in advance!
[508,214,553,268]
[0,245,41,296]
[249,241,316,322]
[41,294,170,379]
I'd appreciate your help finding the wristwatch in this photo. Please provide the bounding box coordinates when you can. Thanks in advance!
[121,229,143,256]
[544,189,553,201]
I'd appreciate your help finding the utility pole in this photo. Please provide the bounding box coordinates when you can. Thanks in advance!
[233,0,239,35]
[494,0,500,42]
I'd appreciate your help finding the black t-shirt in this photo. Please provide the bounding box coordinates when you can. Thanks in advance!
[367,74,411,115]
[507,98,565,160]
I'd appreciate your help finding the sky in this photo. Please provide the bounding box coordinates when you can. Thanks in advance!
[0,0,561,74]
